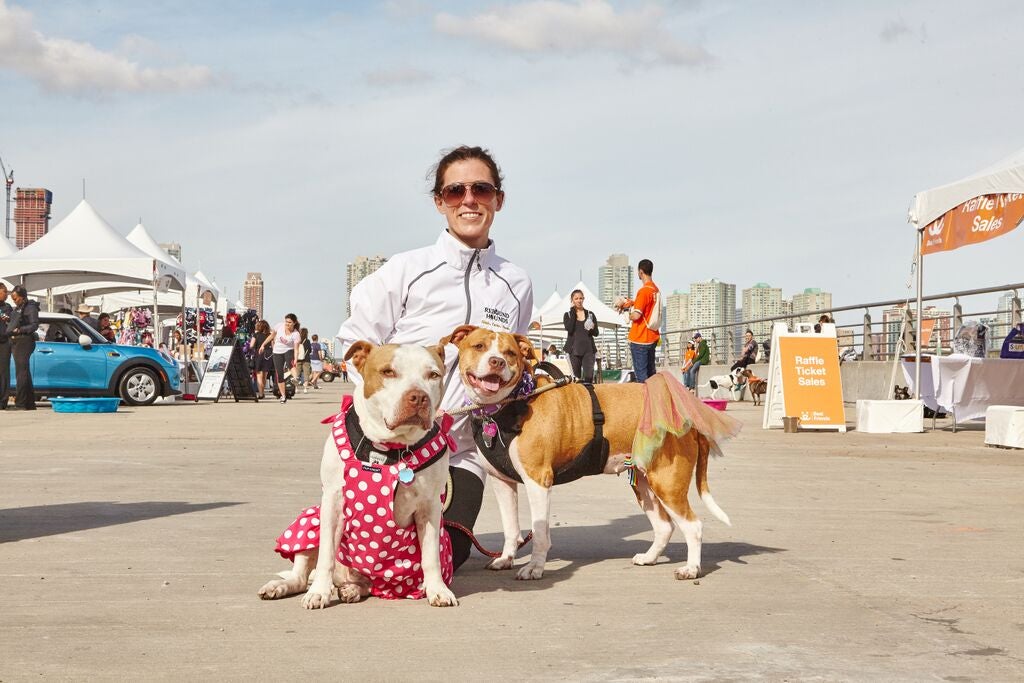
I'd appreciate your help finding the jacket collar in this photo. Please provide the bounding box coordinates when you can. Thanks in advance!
[437,229,496,271]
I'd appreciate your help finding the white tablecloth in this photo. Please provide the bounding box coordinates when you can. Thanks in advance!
[903,356,1024,422]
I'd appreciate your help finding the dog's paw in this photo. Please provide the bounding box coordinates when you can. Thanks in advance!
[674,564,701,580]
[515,562,545,580]
[632,553,659,566]
[427,585,458,607]
[337,582,364,604]
[300,584,334,609]
[487,555,515,571]
[257,578,293,600]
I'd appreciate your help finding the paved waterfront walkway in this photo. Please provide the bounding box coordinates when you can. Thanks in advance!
[2,386,1022,681]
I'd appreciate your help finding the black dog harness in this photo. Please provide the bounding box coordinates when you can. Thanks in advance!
[471,364,610,485]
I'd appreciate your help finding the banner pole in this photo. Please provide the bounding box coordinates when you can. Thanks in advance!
[915,229,923,400]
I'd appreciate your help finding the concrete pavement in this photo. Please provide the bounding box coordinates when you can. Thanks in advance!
[1,385,1022,681]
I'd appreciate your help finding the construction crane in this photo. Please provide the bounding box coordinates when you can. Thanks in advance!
[0,152,12,241]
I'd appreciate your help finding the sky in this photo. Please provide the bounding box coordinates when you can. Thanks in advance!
[2,0,1023,339]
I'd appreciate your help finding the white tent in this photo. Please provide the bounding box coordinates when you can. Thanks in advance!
[0,200,181,294]
[909,147,1024,230]
[0,235,14,287]
[531,281,627,330]
[907,147,1024,395]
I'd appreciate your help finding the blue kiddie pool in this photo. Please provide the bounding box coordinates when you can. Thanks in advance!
[49,397,122,413]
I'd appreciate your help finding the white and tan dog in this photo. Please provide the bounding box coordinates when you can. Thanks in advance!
[446,325,738,581]
[257,340,458,608]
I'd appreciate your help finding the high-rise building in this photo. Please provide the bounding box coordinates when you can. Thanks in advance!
[689,278,736,361]
[881,304,952,357]
[791,287,833,323]
[742,282,785,343]
[663,290,690,358]
[243,272,265,318]
[597,254,632,308]
[159,242,182,262]
[14,188,52,249]
[346,255,387,317]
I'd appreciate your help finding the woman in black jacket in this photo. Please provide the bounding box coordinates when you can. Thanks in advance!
[563,289,599,382]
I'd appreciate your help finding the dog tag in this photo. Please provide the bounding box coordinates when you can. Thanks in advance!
[482,419,498,449]
[398,464,415,485]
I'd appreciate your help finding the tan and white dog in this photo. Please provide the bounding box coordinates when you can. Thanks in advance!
[257,340,458,608]
[446,325,738,581]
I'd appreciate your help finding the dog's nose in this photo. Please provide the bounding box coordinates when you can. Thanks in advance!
[405,389,429,410]
[488,356,506,372]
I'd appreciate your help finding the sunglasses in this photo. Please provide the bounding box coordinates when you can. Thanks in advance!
[437,181,500,207]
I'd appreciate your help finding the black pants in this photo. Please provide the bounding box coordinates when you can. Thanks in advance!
[0,340,10,408]
[569,351,596,382]
[730,357,754,372]
[12,337,35,410]
[446,466,484,571]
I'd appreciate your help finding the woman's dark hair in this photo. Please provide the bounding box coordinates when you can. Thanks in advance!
[745,329,753,336]
[430,145,504,195]
[98,313,110,322]
[285,313,298,326]
[571,289,584,299]
[256,319,270,334]
[299,327,308,340]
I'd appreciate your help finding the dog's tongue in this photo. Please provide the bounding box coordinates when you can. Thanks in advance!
[478,375,502,392]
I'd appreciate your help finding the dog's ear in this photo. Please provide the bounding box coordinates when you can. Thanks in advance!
[440,325,477,348]
[513,334,537,365]
[425,344,446,371]
[344,340,375,373]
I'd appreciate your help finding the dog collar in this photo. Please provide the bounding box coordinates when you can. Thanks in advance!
[324,398,456,469]
[468,371,536,418]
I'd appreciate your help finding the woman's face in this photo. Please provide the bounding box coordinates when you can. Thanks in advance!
[745,332,753,342]
[434,158,503,249]
[572,292,584,308]
[285,318,295,330]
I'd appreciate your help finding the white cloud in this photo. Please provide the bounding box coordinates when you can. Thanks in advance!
[0,0,214,95]
[364,67,435,87]
[879,18,912,43]
[434,0,713,67]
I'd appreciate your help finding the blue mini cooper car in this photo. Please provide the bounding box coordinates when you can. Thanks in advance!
[9,313,180,406]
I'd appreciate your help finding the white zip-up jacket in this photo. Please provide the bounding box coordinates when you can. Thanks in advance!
[337,230,534,473]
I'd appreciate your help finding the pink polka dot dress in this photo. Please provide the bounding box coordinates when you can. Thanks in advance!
[274,395,455,600]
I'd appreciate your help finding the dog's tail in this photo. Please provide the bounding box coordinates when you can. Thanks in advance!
[695,434,731,527]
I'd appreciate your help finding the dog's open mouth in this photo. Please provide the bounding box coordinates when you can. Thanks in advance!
[465,372,509,397]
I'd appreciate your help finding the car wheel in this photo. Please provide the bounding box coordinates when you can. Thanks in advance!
[119,367,160,406]
[321,372,335,383]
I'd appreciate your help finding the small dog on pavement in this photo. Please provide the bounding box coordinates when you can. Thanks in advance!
[445,325,741,582]
[257,340,458,609]
[741,369,768,406]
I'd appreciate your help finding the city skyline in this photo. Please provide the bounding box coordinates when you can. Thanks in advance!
[2,1,1023,340]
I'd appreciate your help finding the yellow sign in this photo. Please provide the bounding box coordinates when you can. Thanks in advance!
[776,336,846,428]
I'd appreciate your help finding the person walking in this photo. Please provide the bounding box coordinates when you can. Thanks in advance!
[683,331,710,391]
[0,283,12,410]
[251,319,275,399]
[308,334,323,389]
[339,357,349,382]
[6,286,39,410]
[296,328,312,393]
[618,258,660,382]
[268,313,300,403]
[563,288,599,382]
[337,145,533,571]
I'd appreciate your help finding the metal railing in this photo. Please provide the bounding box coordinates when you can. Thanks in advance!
[655,282,1022,366]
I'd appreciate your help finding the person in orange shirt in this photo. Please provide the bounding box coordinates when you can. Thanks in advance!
[619,258,660,382]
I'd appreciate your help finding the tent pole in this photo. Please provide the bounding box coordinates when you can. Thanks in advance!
[152,276,160,348]
[914,229,923,400]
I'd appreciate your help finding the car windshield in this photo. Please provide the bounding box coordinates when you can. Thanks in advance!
[38,317,109,344]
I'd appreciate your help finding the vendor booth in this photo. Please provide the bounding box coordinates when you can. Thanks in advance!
[906,148,1024,429]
